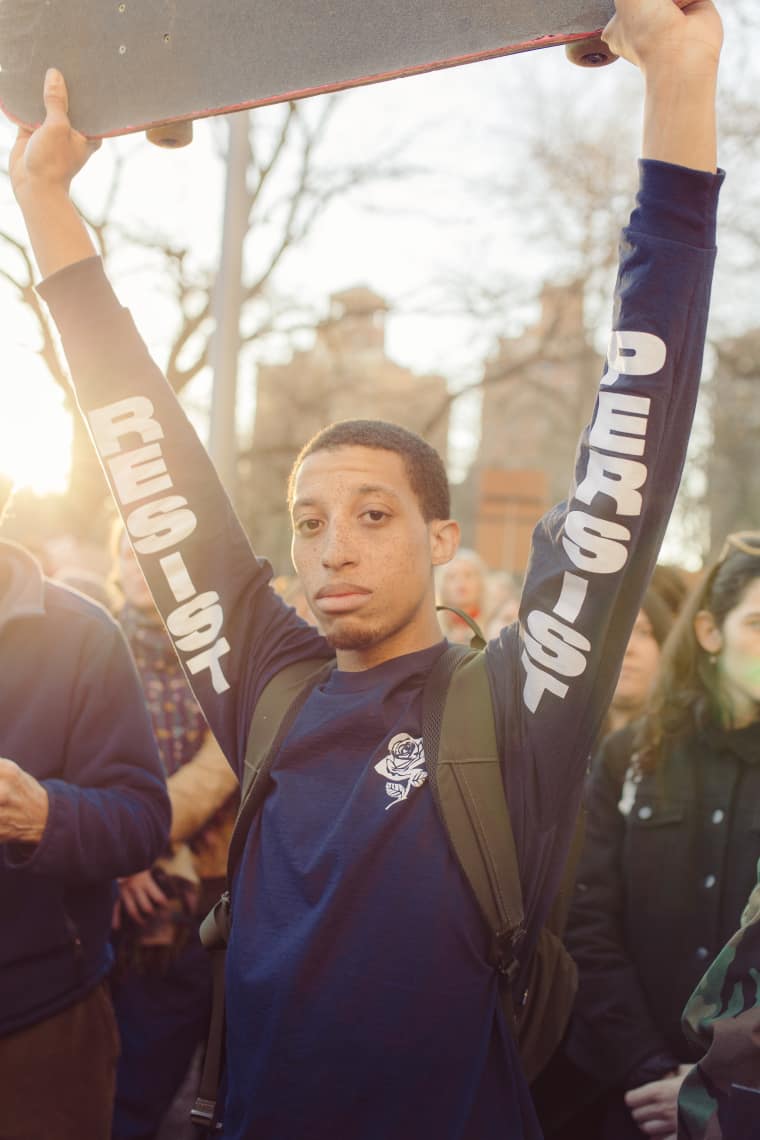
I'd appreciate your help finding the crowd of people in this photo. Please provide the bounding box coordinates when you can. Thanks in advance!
[3,2,758,1139]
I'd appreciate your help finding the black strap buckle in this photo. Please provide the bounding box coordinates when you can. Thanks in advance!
[494,924,525,982]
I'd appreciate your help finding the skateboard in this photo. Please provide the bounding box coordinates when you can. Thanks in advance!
[0,1,621,149]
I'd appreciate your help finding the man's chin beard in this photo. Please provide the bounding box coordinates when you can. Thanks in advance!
[324,624,381,651]
[322,611,405,653]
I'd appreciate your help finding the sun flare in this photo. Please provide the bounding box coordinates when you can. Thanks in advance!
[1,355,72,495]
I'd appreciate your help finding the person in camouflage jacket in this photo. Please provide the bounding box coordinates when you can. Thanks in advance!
[678,864,760,1140]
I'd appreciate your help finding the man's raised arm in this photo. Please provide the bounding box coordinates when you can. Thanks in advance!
[492,1,723,930]
[9,71,330,772]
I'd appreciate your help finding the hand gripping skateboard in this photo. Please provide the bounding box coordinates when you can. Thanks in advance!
[0,1,636,149]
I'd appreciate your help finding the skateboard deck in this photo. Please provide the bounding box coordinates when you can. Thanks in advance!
[0,0,616,144]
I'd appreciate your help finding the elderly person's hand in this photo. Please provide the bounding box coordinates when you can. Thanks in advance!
[0,756,49,843]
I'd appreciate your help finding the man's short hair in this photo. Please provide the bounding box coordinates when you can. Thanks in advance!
[289,420,450,522]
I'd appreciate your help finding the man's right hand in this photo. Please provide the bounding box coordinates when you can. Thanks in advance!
[10,68,100,206]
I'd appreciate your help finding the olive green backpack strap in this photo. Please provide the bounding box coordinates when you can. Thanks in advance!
[193,655,334,1133]
[423,646,526,1010]
[228,656,336,883]
[423,644,579,1084]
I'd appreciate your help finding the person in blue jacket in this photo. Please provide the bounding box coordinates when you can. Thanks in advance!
[8,2,724,1136]
[0,475,171,1140]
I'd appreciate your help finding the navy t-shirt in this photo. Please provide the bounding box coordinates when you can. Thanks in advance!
[40,159,723,1138]
[225,641,539,1137]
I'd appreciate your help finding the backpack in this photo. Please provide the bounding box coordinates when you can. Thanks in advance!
[191,639,582,1132]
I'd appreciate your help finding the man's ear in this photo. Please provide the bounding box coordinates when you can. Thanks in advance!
[694,609,723,656]
[429,519,460,567]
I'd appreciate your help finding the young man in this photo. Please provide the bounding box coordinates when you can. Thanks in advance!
[9,1,723,1136]
[0,476,171,1139]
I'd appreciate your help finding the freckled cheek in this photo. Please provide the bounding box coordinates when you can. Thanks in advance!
[388,542,431,593]
[291,541,319,589]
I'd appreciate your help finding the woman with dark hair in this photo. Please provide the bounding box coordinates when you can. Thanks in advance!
[555,534,760,1140]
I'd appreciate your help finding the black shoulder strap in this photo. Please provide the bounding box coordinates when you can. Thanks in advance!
[435,604,486,649]
[423,646,525,979]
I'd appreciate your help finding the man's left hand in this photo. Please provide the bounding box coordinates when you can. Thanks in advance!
[624,1065,690,1139]
[0,757,50,843]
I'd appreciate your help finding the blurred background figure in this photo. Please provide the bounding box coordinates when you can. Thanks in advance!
[436,548,489,644]
[272,573,321,629]
[679,863,760,1140]
[109,525,238,1140]
[484,570,522,639]
[53,564,111,608]
[544,532,760,1140]
[650,562,691,620]
[601,584,675,738]
[0,477,170,1140]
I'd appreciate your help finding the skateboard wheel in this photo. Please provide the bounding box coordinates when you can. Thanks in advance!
[146,121,194,148]
[565,38,618,68]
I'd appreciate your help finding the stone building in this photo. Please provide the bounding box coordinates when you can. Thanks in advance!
[239,286,449,572]
[707,329,760,551]
[459,280,601,575]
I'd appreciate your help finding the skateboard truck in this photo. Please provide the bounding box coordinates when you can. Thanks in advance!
[565,37,618,67]
[146,121,194,148]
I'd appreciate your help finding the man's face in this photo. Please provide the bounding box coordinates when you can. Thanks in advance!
[290,445,457,668]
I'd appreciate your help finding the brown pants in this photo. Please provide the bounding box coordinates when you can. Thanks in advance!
[0,981,120,1140]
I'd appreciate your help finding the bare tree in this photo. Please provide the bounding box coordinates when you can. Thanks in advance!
[0,96,421,539]
[435,21,760,568]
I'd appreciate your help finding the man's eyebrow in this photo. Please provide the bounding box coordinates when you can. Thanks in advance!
[291,497,320,513]
[292,485,402,512]
[355,483,402,501]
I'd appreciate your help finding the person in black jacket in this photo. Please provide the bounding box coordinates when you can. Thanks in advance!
[0,476,171,1140]
[559,532,760,1140]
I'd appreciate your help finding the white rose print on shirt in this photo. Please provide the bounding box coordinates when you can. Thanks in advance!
[374,733,427,810]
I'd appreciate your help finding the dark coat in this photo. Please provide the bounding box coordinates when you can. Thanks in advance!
[563,720,760,1088]
[0,541,171,1036]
